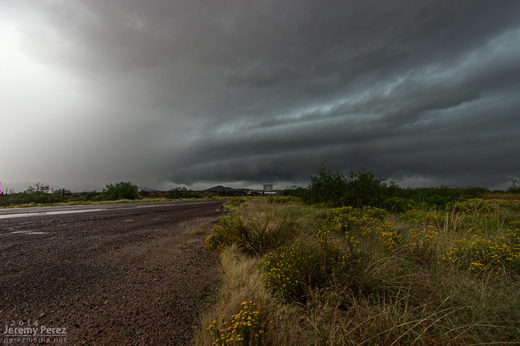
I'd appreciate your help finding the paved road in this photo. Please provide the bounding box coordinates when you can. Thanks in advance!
[0,200,226,345]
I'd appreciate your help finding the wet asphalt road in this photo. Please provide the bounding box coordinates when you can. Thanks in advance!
[0,200,226,345]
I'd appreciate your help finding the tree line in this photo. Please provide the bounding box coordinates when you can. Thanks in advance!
[283,166,520,211]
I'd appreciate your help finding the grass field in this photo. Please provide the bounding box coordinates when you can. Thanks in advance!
[196,197,520,345]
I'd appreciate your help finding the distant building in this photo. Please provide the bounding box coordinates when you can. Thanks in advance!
[263,184,273,192]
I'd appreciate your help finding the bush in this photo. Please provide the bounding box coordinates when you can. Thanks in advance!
[303,167,397,209]
[224,198,246,208]
[320,206,402,253]
[102,181,139,200]
[444,229,520,274]
[407,225,440,265]
[304,166,348,207]
[0,183,70,206]
[341,170,398,208]
[205,215,248,252]
[262,232,347,302]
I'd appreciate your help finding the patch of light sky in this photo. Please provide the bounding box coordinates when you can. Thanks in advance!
[0,22,55,123]
[0,20,86,123]
[0,19,97,183]
[452,28,520,81]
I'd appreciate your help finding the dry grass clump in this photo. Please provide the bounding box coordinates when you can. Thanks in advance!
[194,245,292,345]
[205,198,320,255]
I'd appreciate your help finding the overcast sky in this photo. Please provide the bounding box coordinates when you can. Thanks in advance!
[1,0,519,191]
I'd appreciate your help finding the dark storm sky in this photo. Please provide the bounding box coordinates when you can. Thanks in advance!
[1,0,519,190]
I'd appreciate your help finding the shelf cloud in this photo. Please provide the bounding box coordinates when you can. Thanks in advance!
[2,0,519,190]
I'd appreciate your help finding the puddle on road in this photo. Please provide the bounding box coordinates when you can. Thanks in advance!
[0,209,104,219]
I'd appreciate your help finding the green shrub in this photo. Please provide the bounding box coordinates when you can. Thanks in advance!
[341,170,398,208]
[319,206,402,253]
[304,166,348,207]
[102,181,139,200]
[225,198,246,208]
[205,215,248,252]
[262,231,348,302]
[406,225,440,265]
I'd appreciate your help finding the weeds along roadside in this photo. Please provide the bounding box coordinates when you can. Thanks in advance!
[196,197,520,345]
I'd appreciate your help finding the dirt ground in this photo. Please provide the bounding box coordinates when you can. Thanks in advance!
[0,201,226,345]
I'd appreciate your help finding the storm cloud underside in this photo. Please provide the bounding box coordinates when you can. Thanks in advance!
[1,0,519,190]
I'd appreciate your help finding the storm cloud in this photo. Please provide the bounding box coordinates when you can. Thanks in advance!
[1,0,519,190]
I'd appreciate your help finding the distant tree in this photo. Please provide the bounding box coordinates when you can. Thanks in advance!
[102,182,139,200]
[16,182,67,204]
[24,182,50,194]
[509,178,520,194]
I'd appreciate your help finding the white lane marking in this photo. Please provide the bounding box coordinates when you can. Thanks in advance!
[10,230,49,235]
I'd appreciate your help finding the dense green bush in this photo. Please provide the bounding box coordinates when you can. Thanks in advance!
[303,167,396,208]
[304,166,348,207]
[341,170,398,208]
[102,181,139,200]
